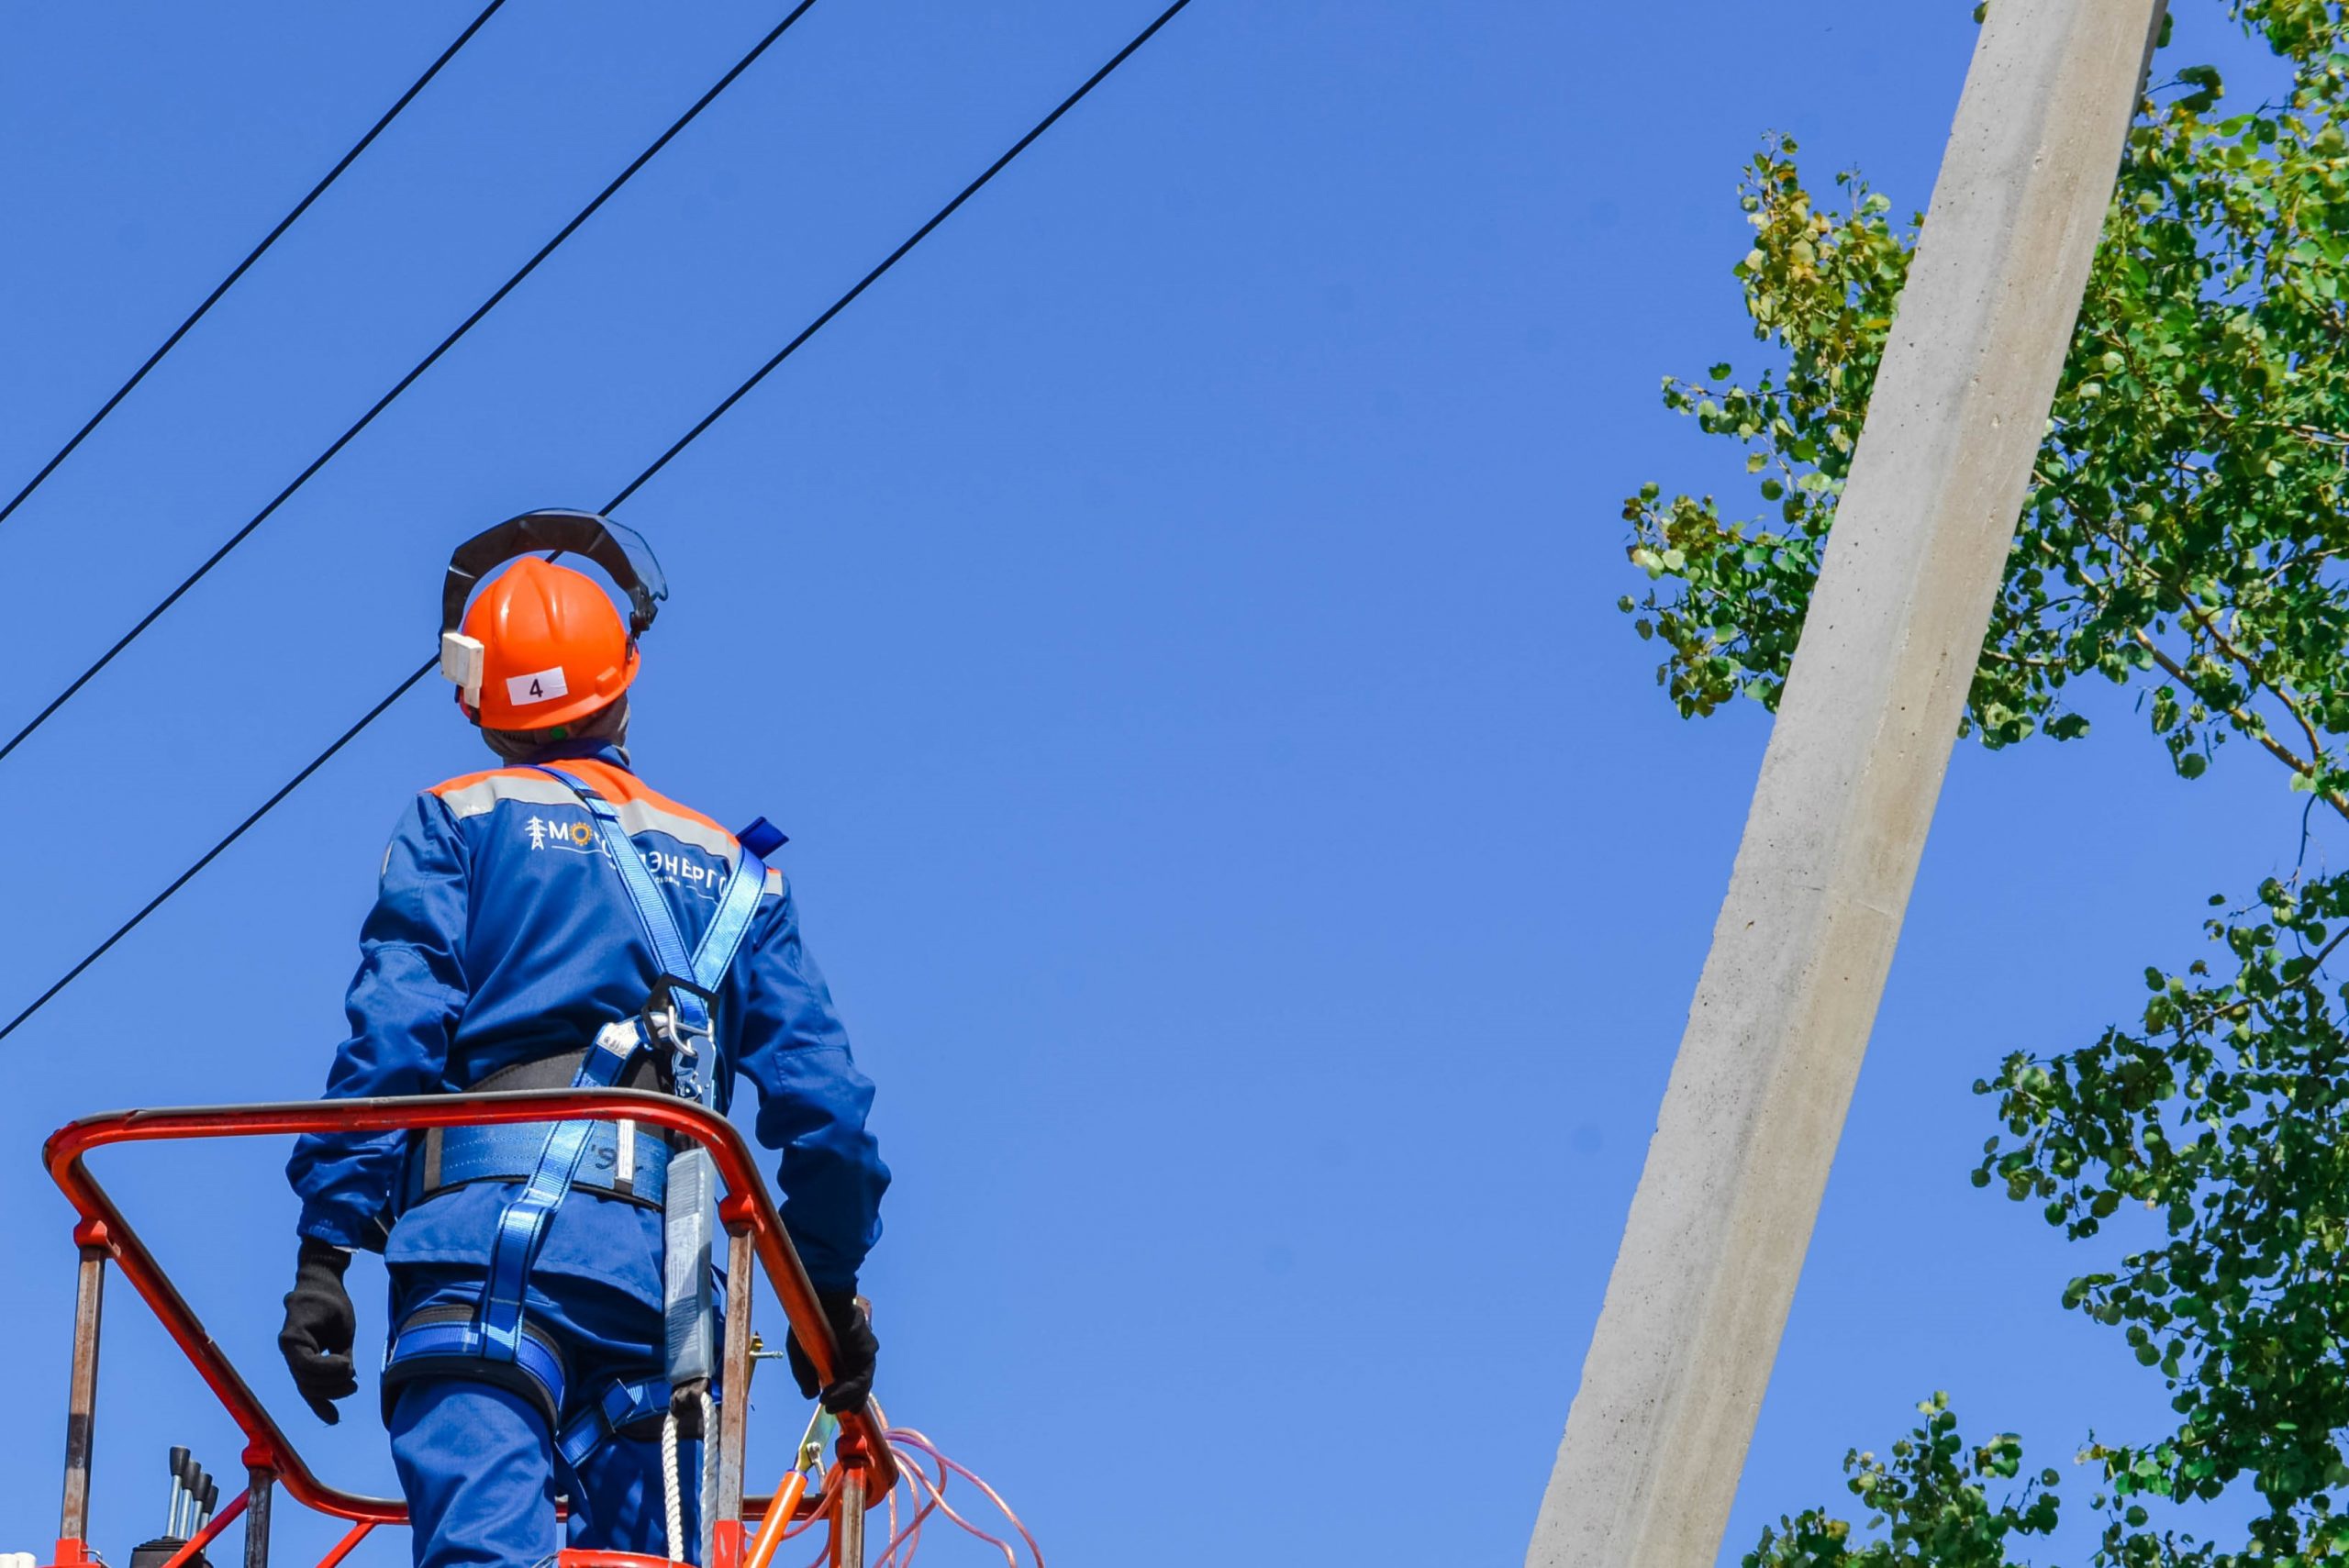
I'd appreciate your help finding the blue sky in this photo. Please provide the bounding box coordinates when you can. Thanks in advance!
[0,3,2310,1563]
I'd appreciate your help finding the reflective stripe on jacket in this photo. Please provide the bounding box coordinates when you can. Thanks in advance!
[285,738,887,1296]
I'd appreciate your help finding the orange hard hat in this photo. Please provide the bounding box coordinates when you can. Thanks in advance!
[455,555,640,730]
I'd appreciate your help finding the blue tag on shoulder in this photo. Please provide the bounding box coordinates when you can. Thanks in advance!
[737,816,788,858]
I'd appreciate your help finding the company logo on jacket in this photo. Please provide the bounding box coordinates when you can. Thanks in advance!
[521,811,735,900]
[424,754,783,913]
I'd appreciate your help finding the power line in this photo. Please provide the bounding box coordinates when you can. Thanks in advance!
[0,0,824,767]
[608,0,1195,510]
[0,0,511,533]
[0,0,1196,1044]
[0,667,440,1043]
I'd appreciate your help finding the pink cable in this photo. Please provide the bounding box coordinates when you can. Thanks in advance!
[786,1396,1037,1568]
[779,1473,839,1543]
[888,1461,927,1565]
[883,1437,1021,1568]
[867,1397,925,1568]
[873,1438,948,1566]
[888,1429,1043,1567]
[788,1473,843,1568]
[901,1465,1010,1568]
[873,1439,924,1565]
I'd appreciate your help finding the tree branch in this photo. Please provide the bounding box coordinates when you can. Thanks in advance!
[2071,500,2342,804]
[2130,628,2349,823]
[2178,595,2329,768]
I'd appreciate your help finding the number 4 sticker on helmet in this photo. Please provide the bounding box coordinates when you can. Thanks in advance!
[507,666,569,706]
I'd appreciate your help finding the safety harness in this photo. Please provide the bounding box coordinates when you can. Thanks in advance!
[383,764,767,1518]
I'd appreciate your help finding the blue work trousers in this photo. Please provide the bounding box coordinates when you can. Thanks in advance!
[386,1266,707,1568]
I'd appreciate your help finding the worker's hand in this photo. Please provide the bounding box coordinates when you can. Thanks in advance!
[786,1289,878,1414]
[278,1237,358,1424]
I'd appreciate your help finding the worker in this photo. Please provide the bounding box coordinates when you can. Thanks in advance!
[277,511,887,1568]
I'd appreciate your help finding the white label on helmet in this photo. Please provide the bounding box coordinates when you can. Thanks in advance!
[507,665,570,706]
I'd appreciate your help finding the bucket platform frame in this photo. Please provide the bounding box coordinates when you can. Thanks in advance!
[39,1090,898,1568]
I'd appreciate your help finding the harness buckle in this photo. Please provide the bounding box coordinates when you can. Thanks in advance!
[643,974,720,1102]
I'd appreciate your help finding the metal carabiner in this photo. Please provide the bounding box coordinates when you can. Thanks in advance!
[641,973,721,1104]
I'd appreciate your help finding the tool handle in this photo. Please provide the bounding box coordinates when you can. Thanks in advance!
[742,1471,812,1568]
[166,1448,192,1535]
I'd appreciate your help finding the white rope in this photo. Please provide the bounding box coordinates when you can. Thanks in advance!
[662,1408,685,1562]
[698,1386,719,1568]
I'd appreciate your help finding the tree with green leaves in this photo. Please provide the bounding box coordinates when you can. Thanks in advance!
[1622,5,2349,1562]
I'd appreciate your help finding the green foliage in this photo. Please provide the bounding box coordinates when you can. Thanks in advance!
[1742,1396,2060,1567]
[1625,6,2349,800]
[1979,873,2349,1561]
[1619,144,1901,720]
[1620,3,2349,1562]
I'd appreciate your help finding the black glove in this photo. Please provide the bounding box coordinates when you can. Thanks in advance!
[786,1289,878,1414]
[278,1237,357,1424]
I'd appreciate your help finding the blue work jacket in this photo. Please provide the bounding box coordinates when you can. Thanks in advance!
[286,740,886,1299]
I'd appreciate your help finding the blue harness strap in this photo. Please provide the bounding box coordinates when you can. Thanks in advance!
[558,1373,672,1469]
[561,778,699,979]
[535,765,764,1103]
[381,1022,644,1396]
[455,767,764,1373]
[474,1028,642,1362]
[535,765,765,1004]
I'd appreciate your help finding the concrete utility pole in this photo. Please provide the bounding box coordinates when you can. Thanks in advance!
[1526,3,2165,1564]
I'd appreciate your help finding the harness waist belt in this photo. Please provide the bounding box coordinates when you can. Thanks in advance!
[406,1119,670,1211]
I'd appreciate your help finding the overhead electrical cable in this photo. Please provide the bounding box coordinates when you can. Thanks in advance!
[0,0,825,767]
[0,0,512,532]
[0,0,1196,1044]
[607,0,1194,510]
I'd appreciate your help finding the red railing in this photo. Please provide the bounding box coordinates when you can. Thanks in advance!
[42,1090,898,1568]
